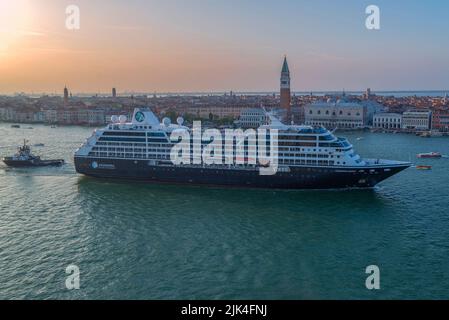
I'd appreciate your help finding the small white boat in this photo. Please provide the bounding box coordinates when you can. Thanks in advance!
[417,152,442,159]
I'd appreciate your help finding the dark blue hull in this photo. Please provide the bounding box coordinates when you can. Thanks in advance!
[74,156,410,189]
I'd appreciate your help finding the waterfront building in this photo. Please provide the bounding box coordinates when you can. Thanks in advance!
[0,107,15,121]
[304,98,371,129]
[291,105,305,124]
[33,111,46,123]
[77,109,89,124]
[58,109,77,124]
[431,110,449,132]
[14,110,35,123]
[87,109,106,125]
[373,113,402,129]
[238,108,269,128]
[402,110,432,131]
[186,105,247,119]
[44,109,58,124]
[280,56,291,117]
[112,88,117,98]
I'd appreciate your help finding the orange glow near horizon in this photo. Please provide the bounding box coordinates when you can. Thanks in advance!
[0,1,352,94]
[0,1,265,94]
[1,0,448,94]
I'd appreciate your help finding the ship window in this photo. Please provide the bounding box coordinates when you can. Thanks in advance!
[319,135,334,141]
[297,136,316,141]
[298,142,316,147]
[99,137,146,143]
[103,131,145,137]
[149,132,166,137]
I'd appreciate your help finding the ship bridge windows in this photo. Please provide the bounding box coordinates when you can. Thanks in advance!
[281,142,316,147]
[147,138,169,143]
[148,132,167,138]
[319,142,342,148]
[99,137,146,143]
[318,135,334,141]
[296,135,317,141]
[103,131,146,137]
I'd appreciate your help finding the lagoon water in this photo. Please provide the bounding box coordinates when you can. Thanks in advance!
[1,123,449,299]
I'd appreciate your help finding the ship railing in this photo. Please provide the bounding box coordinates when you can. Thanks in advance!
[364,158,411,166]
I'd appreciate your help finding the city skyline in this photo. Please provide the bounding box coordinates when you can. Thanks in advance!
[1,0,449,94]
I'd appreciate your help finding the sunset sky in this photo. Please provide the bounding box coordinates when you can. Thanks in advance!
[1,0,448,94]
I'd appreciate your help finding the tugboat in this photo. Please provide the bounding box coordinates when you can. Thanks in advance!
[2,140,64,167]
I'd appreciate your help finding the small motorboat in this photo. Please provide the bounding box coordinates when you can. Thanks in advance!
[416,165,432,170]
[417,152,442,159]
[419,132,431,138]
[11,124,20,128]
[2,140,64,167]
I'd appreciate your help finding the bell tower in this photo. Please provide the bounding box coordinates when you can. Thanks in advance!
[280,56,291,116]
[63,85,69,106]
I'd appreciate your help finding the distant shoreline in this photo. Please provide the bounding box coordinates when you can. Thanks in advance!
[1,90,448,98]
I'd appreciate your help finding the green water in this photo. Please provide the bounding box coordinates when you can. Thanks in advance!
[1,123,449,299]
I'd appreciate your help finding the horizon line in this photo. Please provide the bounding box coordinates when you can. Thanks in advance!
[1,89,449,97]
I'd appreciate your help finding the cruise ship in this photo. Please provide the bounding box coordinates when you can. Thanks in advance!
[74,108,410,189]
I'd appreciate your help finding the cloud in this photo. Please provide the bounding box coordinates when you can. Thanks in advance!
[18,30,47,37]
[0,28,46,37]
